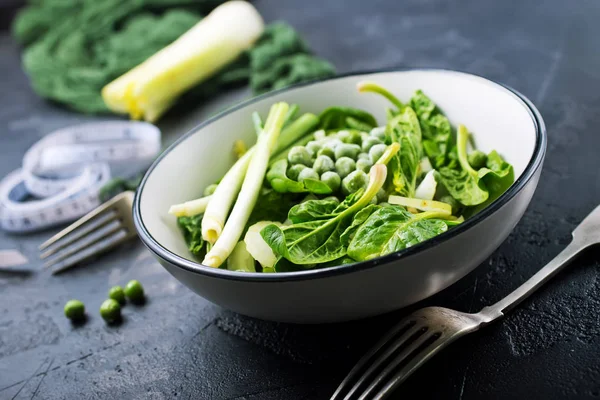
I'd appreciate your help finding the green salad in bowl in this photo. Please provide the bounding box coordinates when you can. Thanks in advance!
[169,82,514,273]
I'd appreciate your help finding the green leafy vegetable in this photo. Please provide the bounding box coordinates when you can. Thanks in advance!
[410,91,453,169]
[340,204,380,246]
[386,107,423,197]
[437,125,489,206]
[347,206,449,261]
[464,150,514,216]
[288,198,341,223]
[260,164,387,266]
[318,107,377,130]
[177,214,207,258]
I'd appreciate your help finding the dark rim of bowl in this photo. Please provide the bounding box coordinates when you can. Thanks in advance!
[133,67,547,282]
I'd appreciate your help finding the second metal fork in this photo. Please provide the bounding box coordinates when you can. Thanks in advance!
[332,204,600,400]
[39,191,137,274]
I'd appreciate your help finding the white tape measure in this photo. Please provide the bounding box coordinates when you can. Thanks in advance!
[0,121,161,233]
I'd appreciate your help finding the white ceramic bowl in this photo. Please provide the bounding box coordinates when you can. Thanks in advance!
[133,69,546,324]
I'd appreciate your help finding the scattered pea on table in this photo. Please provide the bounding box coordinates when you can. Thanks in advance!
[100,299,121,323]
[108,286,126,304]
[64,299,85,321]
[124,280,145,303]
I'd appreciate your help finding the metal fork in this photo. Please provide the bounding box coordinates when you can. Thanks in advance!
[332,204,600,400]
[39,191,136,274]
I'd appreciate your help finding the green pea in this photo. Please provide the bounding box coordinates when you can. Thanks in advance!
[298,167,319,183]
[335,157,356,179]
[347,131,363,145]
[357,152,370,161]
[287,164,307,181]
[379,202,391,207]
[124,280,145,303]
[337,130,352,143]
[335,143,361,161]
[468,150,487,169]
[100,299,121,323]
[370,127,386,140]
[369,196,378,205]
[342,170,369,195]
[369,144,387,164]
[64,299,85,321]
[287,146,312,166]
[320,171,341,192]
[356,158,373,173]
[108,286,126,305]
[305,141,321,157]
[321,138,342,154]
[313,155,335,175]
[317,147,335,159]
[361,136,383,153]
[203,183,218,197]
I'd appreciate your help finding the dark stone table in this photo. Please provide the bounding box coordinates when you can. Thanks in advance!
[1,0,600,398]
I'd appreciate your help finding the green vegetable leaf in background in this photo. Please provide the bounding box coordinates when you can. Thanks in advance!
[318,107,378,131]
[347,206,448,261]
[13,4,336,114]
[410,90,453,169]
[386,107,423,197]
[177,214,207,258]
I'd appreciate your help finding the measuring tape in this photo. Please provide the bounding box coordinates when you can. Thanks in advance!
[0,121,161,233]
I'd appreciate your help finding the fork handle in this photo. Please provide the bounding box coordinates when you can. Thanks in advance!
[479,238,589,320]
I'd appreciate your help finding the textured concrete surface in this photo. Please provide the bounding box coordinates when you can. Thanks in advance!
[1,0,600,398]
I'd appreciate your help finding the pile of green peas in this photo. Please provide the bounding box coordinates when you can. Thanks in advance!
[285,127,388,197]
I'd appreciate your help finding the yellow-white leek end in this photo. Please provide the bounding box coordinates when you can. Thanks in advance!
[202,149,253,244]
[102,1,264,122]
[203,102,289,268]
[244,221,283,268]
[388,195,452,216]
[168,195,212,217]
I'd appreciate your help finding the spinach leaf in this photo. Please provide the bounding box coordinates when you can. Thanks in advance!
[436,167,489,206]
[318,107,377,131]
[410,91,452,169]
[437,126,514,209]
[260,165,387,266]
[437,125,490,206]
[177,214,207,258]
[386,107,423,197]
[340,204,380,246]
[464,150,514,216]
[288,197,341,223]
[347,206,448,261]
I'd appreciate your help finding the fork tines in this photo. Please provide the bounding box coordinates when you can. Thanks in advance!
[39,191,136,274]
[331,315,444,400]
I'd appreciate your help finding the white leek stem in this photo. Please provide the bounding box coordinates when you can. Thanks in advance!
[168,195,212,217]
[203,102,289,267]
[202,150,253,243]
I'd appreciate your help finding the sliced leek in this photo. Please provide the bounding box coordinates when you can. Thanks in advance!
[388,195,452,216]
[203,102,289,267]
[102,1,264,122]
